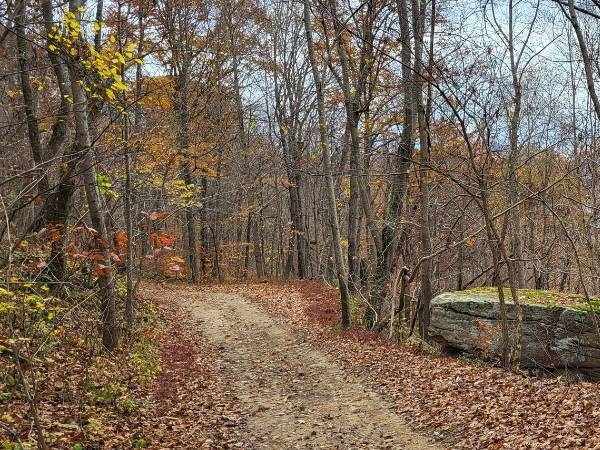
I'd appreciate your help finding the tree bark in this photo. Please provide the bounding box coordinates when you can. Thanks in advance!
[68,0,118,351]
[304,0,350,327]
[15,0,50,202]
[507,0,525,288]
[414,0,433,339]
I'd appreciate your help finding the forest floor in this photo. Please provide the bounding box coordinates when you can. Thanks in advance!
[184,289,437,449]
[142,281,600,450]
[5,281,599,448]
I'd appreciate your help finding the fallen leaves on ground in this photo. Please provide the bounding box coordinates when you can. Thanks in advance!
[139,285,250,449]
[6,280,599,449]
[203,281,600,450]
[1,287,250,449]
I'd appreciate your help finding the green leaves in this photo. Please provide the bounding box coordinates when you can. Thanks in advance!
[96,173,118,198]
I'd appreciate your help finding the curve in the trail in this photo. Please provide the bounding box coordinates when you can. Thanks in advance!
[185,291,439,450]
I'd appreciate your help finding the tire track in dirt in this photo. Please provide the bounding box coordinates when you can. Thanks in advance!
[184,291,439,450]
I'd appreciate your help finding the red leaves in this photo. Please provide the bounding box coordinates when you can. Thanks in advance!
[159,234,174,246]
[88,251,106,261]
[94,263,113,276]
[149,232,175,248]
[49,227,62,242]
[115,230,128,246]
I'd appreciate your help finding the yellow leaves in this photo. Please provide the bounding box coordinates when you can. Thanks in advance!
[167,179,202,207]
[111,79,127,91]
[25,294,45,311]
[342,177,351,197]
[31,77,44,91]
[0,301,16,314]
[45,14,141,105]
[114,52,126,65]
[134,58,143,64]
[77,5,85,12]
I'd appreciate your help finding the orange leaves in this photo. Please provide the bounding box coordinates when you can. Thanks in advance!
[149,232,175,248]
[159,235,174,246]
[47,225,64,242]
[144,232,188,277]
[87,250,106,261]
[115,230,128,246]
[94,263,113,276]
[138,76,175,111]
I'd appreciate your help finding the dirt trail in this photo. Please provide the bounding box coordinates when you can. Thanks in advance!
[184,291,439,450]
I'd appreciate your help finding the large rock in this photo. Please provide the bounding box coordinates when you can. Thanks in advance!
[429,290,600,379]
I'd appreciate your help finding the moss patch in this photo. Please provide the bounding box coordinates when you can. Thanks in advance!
[454,287,600,313]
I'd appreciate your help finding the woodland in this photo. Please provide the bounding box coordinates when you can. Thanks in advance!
[2,0,600,447]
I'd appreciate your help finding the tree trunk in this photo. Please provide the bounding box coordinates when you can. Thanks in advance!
[348,129,361,293]
[15,1,50,202]
[68,0,117,351]
[507,0,525,288]
[414,0,433,339]
[175,69,199,282]
[304,0,350,326]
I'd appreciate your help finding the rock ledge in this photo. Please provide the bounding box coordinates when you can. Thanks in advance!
[429,290,600,379]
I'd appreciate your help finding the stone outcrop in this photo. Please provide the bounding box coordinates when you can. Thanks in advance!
[429,291,600,379]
